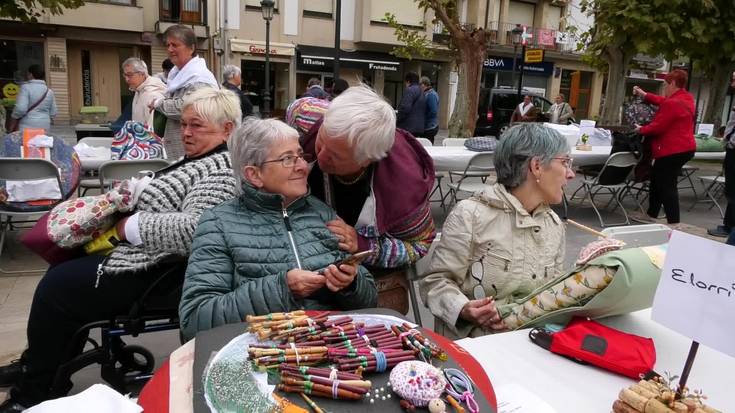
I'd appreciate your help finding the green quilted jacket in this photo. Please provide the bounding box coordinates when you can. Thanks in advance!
[179,183,378,340]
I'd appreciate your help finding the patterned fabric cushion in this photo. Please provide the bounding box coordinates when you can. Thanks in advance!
[576,238,626,265]
[111,121,165,160]
[502,266,616,329]
[464,136,498,152]
[47,183,135,248]
[623,97,657,127]
[0,132,81,212]
[389,361,446,407]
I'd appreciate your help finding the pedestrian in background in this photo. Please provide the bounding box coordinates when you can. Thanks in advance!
[633,69,695,226]
[548,93,574,124]
[151,25,219,159]
[396,71,426,137]
[9,64,57,133]
[708,74,735,237]
[154,58,174,84]
[221,64,253,118]
[303,78,329,100]
[121,57,166,126]
[420,76,439,143]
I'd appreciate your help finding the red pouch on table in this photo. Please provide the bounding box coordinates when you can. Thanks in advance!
[529,317,656,379]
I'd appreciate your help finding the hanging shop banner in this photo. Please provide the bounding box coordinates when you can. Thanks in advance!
[524,49,545,64]
[82,50,93,106]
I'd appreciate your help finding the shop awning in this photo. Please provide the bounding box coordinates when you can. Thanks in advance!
[231,39,296,56]
[297,45,401,72]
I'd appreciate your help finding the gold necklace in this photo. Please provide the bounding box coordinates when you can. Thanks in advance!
[333,168,368,185]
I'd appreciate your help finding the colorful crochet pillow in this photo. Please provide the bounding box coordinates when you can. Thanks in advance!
[389,361,446,407]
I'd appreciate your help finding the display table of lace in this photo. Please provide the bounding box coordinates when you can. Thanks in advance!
[194,309,497,413]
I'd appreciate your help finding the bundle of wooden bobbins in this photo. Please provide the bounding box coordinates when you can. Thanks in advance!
[244,311,451,408]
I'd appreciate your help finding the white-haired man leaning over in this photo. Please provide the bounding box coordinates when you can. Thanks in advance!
[300,85,437,276]
[222,64,253,118]
[122,57,166,126]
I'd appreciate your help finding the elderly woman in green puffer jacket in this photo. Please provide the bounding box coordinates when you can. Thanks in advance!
[179,118,378,340]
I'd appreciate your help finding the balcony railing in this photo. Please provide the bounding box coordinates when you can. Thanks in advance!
[487,21,580,54]
[159,0,206,25]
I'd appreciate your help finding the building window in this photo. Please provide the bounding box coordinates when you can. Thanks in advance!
[508,0,535,27]
[160,0,204,24]
[303,0,332,18]
[0,40,44,107]
[245,0,278,12]
[97,0,136,5]
[370,0,424,27]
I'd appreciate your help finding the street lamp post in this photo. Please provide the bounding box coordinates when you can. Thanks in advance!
[511,24,527,100]
[260,0,275,118]
[511,25,523,97]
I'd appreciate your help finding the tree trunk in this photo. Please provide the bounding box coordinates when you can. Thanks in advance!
[702,60,735,129]
[448,37,485,138]
[599,46,629,125]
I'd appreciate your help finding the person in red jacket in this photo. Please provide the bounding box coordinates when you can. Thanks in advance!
[633,69,696,225]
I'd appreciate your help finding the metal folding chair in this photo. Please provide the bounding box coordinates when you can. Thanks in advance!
[677,164,699,197]
[688,171,726,218]
[446,152,495,207]
[98,159,170,192]
[0,158,64,275]
[77,137,113,196]
[405,233,441,327]
[572,151,639,227]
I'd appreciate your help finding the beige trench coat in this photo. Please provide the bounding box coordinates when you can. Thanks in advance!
[419,183,566,339]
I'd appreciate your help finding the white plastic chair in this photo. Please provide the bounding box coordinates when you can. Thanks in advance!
[0,158,64,274]
[77,137,112,196]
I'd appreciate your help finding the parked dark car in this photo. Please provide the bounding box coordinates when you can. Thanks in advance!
[474,87,553,137]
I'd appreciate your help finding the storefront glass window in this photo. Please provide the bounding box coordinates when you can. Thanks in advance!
[0,39,44,107]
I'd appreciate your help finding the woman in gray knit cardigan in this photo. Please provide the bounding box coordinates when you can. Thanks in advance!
[0,88,241,411]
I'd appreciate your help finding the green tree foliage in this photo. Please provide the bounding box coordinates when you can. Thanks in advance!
[581,0,735,126]
[386,0,489,138]
[0,0,85,23]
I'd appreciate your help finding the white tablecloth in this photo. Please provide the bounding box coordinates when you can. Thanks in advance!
[456,309,734,412]
[425,146,726,172]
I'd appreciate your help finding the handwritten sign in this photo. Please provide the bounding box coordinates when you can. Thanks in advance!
[651,231,735,358]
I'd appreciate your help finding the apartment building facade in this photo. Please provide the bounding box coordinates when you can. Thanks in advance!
[0,0,602,126]
[0,0,215,124]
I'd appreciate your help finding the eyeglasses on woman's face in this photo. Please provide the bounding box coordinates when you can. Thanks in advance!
[261,153,314,168]
[553,156,574,170]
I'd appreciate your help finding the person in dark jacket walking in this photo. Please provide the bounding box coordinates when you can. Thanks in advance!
[179,118,377,339]
[396,72,426,136]
[419,76,439,143]
[633,69,696,225]
[303,77,330,100]
[222,64,253,118]
[708,74,735,238]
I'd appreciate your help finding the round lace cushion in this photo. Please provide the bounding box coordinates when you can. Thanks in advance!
[576,238,626,265]
[389,361,446,407]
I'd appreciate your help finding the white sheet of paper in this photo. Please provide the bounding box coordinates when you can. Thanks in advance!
[652,231,735,358]
[495,383,557,413]
[579,119,597,141]
[697,123,715,136]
